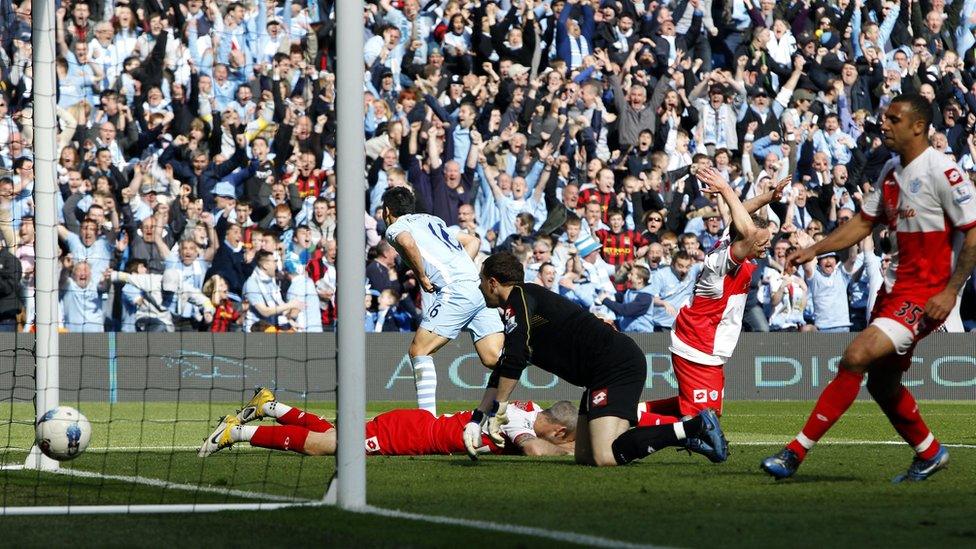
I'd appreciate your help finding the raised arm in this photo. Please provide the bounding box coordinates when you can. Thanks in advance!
[742,174,791,214]
[697,167,762,261]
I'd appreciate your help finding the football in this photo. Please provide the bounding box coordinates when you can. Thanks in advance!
[35,406,92,461]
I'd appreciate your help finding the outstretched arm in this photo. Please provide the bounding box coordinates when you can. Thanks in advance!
[741,174,791,214]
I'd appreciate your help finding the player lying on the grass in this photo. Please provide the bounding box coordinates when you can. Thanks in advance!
[636,168,785,449]
[381,187,504,417]
[198,389,576,457]
[467,252,728,467]
[762,94,976,482]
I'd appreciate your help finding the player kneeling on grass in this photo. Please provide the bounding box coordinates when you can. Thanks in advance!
[198,389,577,457]
[636,168,784,461]
[467,252,728,467]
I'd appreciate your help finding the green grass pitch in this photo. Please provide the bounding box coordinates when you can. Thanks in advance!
[1,400,974,548]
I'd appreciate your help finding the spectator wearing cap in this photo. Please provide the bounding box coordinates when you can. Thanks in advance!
[648,250,701,331]
[597,264,656,333]
[574,234,616,304]
[243,250,303,332]
[802,249,859,333]
[285,256,322,333]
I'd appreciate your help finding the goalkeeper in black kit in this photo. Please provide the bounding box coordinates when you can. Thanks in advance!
[463,252,729,466]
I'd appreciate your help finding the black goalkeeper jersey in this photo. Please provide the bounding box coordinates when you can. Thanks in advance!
[495,283,643,388]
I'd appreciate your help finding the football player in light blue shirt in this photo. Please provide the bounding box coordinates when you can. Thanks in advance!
[382,187,504,416]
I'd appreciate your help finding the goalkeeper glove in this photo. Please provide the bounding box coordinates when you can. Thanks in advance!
[463,410,487,460]
[487,400,509,446]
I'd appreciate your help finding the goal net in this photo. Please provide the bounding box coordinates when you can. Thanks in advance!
[0,0,366,514]
[0,332,337,513]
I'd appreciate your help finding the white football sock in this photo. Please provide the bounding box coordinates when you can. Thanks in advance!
[232,425,258,442]
[412,355,437,416]
[262,401,292,418]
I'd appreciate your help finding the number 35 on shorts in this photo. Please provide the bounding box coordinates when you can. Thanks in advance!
[894,301,924,331]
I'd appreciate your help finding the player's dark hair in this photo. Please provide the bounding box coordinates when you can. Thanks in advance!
[382,186,417,218]
[482,252,525,285]
[891,94,932,129]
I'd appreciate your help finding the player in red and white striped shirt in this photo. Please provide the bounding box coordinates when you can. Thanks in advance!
[638,168,788,460]
[198,389,577,458]
[763,95,976,482]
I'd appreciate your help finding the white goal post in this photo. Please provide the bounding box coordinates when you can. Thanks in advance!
[2,0,366,515]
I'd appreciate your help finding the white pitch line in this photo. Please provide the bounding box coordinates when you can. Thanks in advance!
[53,468,311,504]
[731,440,976,449]
[358,505,668,549]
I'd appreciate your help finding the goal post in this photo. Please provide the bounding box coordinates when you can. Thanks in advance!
[25,0,61,475]
[334,0,367,511]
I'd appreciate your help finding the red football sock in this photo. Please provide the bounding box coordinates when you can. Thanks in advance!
[250,425,310,454]
[787,368,863,460]
[875,385,941,460]
[638,412,680,427]
[642,397,681,416]
[277,408,334,433]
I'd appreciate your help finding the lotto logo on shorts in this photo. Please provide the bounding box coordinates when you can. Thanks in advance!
[693,389,708,404]
[945,168,964,186]
[590,388,608,408]
[364,436,381,453]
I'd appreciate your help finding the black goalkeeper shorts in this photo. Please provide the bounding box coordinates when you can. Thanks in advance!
[578,340,647,425]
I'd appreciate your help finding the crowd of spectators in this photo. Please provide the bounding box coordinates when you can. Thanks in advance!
[1,0,976,333]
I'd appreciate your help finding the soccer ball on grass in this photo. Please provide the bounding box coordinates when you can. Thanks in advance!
[35,406,92,461]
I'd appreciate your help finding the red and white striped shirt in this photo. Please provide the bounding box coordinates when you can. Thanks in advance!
[862,147,976,302]
[670,242,756,365]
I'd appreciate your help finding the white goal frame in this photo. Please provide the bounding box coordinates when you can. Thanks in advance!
[2,0,366,515]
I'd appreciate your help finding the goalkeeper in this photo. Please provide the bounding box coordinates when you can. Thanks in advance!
[465,252,728,467]
[198,389,576,457]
